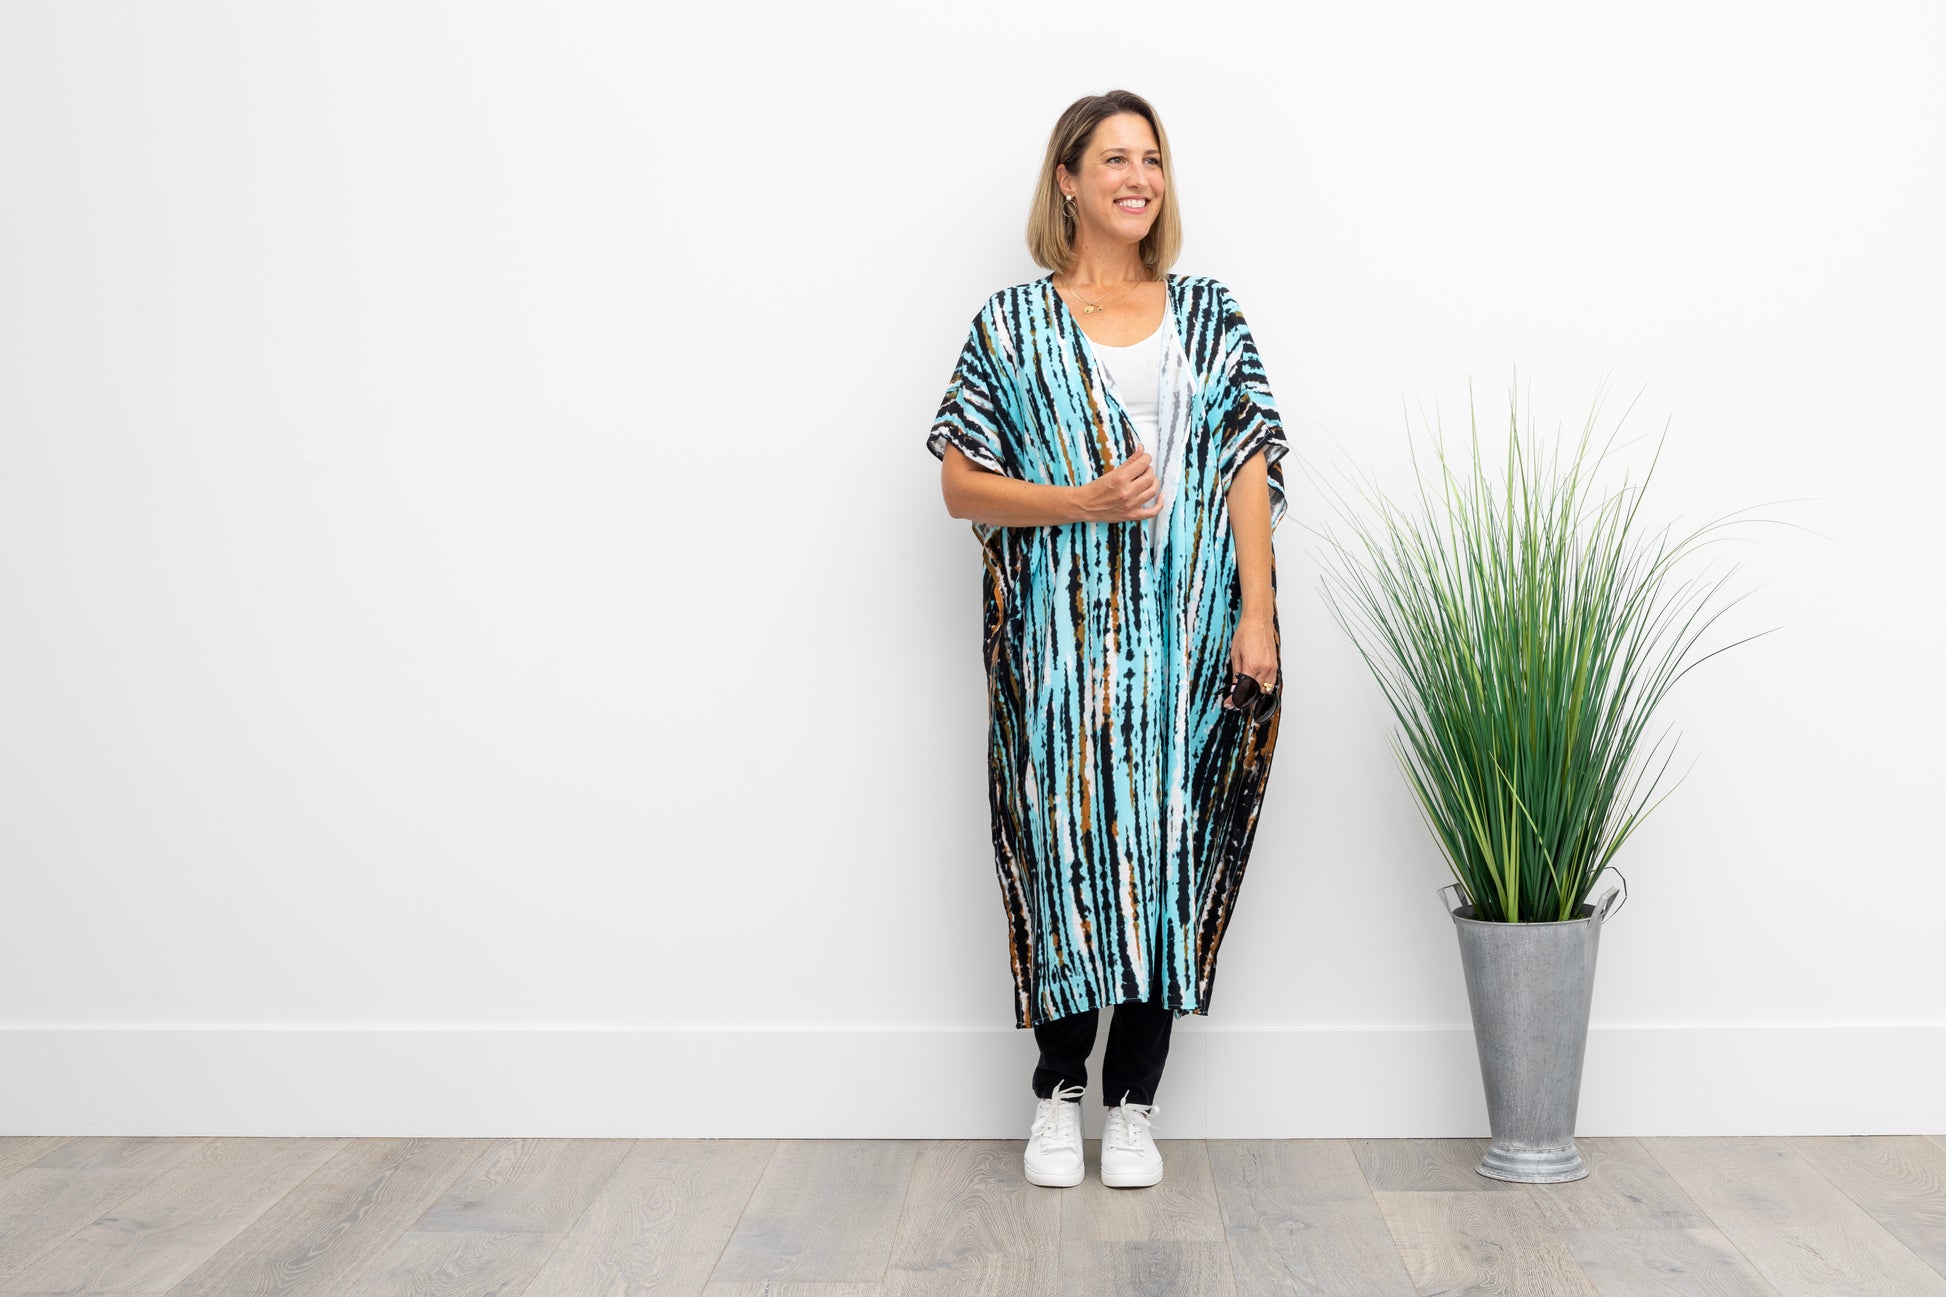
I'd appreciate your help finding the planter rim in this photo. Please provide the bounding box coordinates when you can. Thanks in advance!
[1438,882,1623,928]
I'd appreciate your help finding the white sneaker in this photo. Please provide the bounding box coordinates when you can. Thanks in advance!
[1024,1081,1084,1187]
[1100,1090,1163,1188]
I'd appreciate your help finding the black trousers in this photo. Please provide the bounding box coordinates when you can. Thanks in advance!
[1031,998,1175,1107]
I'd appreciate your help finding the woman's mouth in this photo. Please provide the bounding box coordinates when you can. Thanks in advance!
[1115,197,1150,212]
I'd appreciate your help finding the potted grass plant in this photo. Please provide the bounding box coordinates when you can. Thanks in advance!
[1308,375,1772,1182]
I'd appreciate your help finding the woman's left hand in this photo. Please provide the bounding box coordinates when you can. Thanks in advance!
[1224,610,1278,707]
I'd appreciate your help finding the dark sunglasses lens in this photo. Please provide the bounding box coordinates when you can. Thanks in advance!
[1228,674,1258,710]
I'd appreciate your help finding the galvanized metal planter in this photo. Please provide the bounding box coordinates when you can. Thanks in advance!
[1438,881,1624,1182]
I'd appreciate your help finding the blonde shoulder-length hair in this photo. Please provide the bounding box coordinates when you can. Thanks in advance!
[1027,90,1183,279]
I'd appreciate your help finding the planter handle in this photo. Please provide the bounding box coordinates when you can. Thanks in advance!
[1436,881,1470,921]
[1592,884,1623,924]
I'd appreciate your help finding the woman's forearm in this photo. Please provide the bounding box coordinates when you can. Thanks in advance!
[945,457,1084,527]
[1227,450,1274,619]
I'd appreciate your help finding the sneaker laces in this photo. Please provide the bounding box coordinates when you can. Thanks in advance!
[1106,1091,1158,1152]
[1030,1081,1084,1153]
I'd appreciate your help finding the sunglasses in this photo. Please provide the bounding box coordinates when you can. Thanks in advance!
[1225,671,1280,722]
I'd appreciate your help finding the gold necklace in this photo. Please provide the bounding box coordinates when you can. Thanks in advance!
[1059,275,1143,314]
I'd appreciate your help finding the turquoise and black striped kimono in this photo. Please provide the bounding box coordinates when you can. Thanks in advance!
[927,272,1291,1028]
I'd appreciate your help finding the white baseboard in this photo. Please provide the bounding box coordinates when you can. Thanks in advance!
[2,1024,1940,1137]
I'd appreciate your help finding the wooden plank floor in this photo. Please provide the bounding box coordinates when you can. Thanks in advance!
[1,1134,1942,1295]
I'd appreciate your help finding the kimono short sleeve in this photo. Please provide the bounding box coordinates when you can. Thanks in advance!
[1215,284,1291,530]
[926,304,1013,477]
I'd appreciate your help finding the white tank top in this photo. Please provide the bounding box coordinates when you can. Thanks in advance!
[1092,322,1162,448]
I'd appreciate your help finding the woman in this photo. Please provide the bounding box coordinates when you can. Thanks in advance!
[926,90,1290,1190]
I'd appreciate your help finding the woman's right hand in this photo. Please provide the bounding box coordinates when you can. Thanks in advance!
[1075,449,1163,523]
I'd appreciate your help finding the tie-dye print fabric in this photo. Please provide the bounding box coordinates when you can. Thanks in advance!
[927,272,1291,1028]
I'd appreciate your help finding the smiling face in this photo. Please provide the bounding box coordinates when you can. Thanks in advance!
[1056,111,1165,248]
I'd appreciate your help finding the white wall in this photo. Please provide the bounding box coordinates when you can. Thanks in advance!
[3,0,1941,1136]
